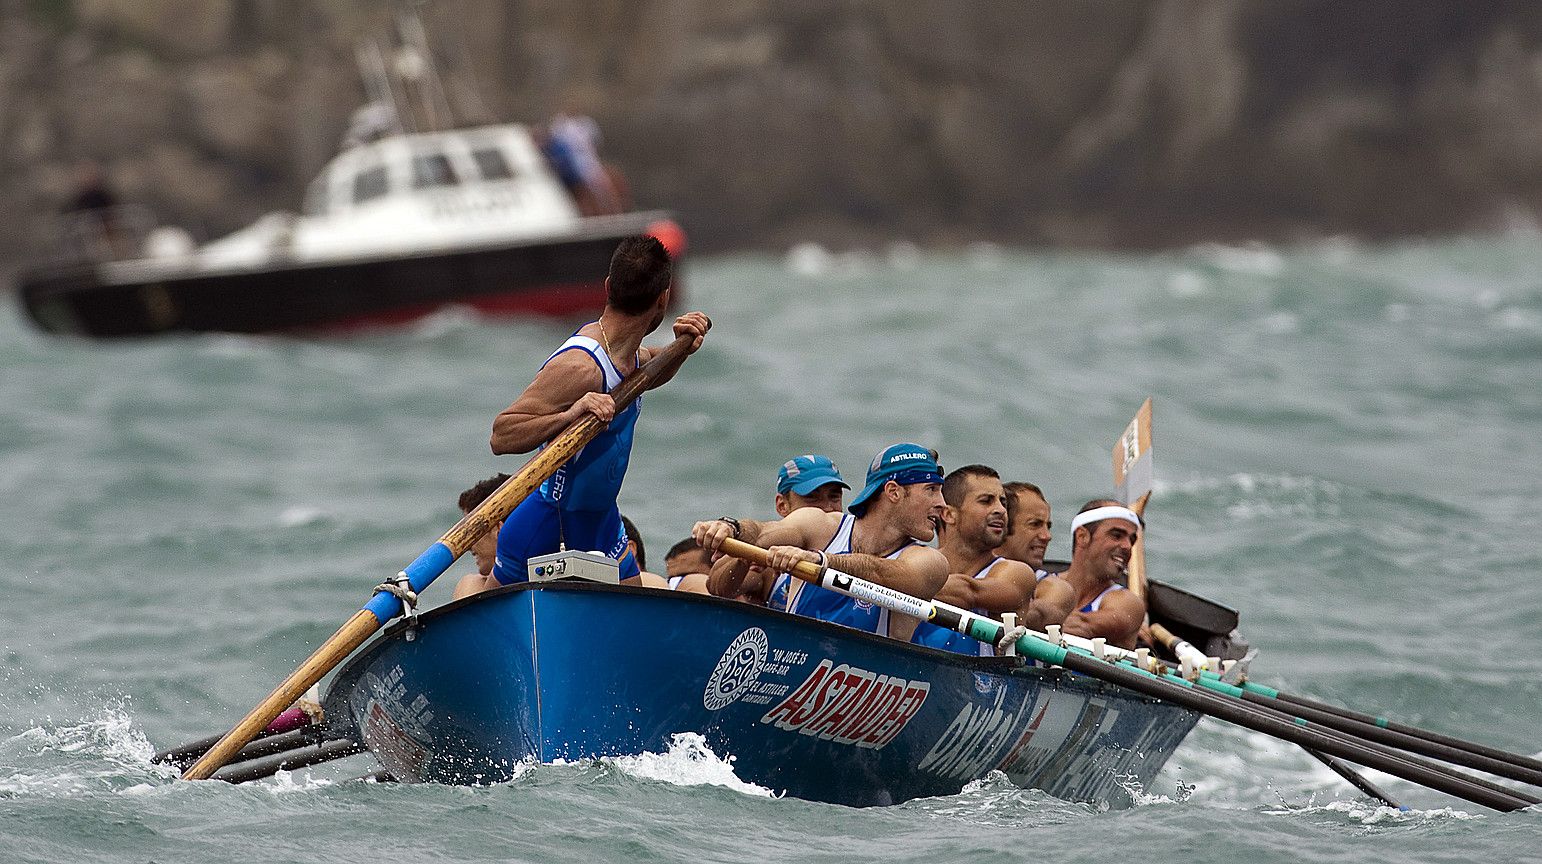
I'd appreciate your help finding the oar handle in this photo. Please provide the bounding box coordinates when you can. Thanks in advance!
[184,331,698,782]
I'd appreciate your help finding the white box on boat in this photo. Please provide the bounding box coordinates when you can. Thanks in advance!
[527,550,620,584]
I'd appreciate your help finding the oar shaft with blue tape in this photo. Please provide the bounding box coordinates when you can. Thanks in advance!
[185,333,696,781]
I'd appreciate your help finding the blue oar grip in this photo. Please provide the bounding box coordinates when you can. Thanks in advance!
[362,542,456,623]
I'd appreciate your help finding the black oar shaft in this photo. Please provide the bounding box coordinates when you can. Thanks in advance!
[1086,660,1535,812]
[211,739,364,784]
[1273,690,1542,779]
[1308,750,1405,810]
[1227,684,1539,806]
[1242,690,1542,788]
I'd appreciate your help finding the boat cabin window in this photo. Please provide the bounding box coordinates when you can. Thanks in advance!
[411,151,459,189]
[353,164,390,205]
[471,147,515,181]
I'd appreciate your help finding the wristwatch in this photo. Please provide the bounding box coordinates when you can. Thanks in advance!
[717,516,742,539]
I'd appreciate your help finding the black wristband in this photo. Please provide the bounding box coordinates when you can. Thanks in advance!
[717,516,742,539]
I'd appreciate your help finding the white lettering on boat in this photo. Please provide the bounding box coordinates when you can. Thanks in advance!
[917,686,1024,780]
[704,628,769,711]
[758,659,930,750]
[361,663,435,778]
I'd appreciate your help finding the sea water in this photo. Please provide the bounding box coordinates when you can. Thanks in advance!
[1,234,1539,862]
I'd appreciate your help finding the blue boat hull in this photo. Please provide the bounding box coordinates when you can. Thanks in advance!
[322,581,1199,807]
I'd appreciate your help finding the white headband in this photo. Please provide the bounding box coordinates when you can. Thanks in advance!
[1071,505,1141,532]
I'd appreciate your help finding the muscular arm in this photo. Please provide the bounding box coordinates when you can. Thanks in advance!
[637,311,709,391]
[698,508,831,598]
[932,559,1037,617]
[490,352,605,454]
[827,545,950,603]
[825,545,948,642]
[1021,574,1076,631]
[1061,589,1146,650]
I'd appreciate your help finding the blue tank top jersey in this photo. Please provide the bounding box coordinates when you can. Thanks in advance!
[1079,583,1125,613]
[536,331,640,512]
[787,515,915,637]
[767,570,791,611]
[911,557,1005,657]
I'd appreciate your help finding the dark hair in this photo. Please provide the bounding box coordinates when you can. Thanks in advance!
[458,473,511,512]
[621,514,645,570]
[1003,481,1045,534]
[666,537,700,560]
[1071,498,1130,554]
[607,236,673,314]
[942,464,999,508]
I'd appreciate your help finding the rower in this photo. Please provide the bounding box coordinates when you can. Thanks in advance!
[450,473,510,601]
[911,465,1043,655]
[664,537,714,592]
[761,454,850,609]
[489,235,709,588]
[1058,499,1147,649]
[998,481,1076,629]
[621,514,669,588]
[694,443,949,641]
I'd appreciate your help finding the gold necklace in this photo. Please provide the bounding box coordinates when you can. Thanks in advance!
[598,317,613,360]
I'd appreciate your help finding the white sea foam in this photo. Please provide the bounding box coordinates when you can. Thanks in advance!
[0,707,164,797]
[606,733,775,798]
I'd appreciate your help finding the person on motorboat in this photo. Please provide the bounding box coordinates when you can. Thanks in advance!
[910,465,1048,655]
[693,443,949,641]
[450,472,510,601]
[998,481,1076,628]
[489,235,709,588]
[1058,499,1148,649]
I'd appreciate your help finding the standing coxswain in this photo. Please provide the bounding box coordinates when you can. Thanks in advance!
[487,236,709,587]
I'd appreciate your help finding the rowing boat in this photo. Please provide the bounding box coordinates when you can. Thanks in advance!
[315,578,1240,807]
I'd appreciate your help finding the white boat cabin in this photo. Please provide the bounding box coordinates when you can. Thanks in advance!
[180,123,582,271]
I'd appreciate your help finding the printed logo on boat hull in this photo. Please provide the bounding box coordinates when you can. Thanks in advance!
[704,627,769,710]
[759,659,930,750]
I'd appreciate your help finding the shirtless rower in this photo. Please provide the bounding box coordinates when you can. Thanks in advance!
[488,235,709,588]
[998,481,1076,629]
[1058,498,1147,649]
[693,443,949,641]
[911,465,1045,656]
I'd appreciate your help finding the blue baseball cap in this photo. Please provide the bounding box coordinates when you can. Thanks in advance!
[848,443,944,515]
[776,454,850,496]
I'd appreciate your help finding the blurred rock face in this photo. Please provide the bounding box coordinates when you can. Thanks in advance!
[3,0,1541,268]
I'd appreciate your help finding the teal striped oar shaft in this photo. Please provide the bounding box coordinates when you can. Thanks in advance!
[1265,688,1542,782]
[716,539,1535,813]
[1228,685,1542,788]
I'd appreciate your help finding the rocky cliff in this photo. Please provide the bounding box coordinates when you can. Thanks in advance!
[4,0,1541,271]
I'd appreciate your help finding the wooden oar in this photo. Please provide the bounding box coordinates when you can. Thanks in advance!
[714,538,1535,812]
[1113,400,1406,809]
[1112,398,1153,601]
[182,332,698,781]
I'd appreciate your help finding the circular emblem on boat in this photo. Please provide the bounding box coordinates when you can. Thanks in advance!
[703,627,769,711]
